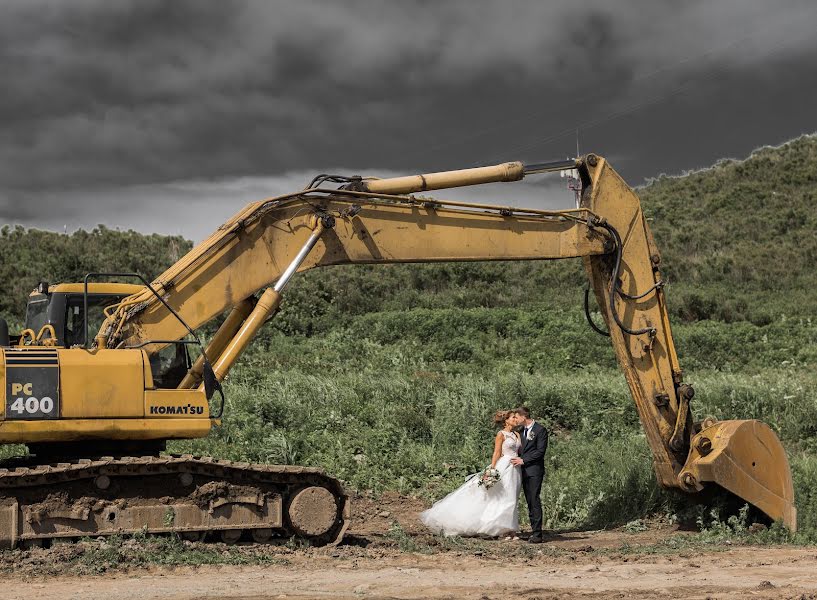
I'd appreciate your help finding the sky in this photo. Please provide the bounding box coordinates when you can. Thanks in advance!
[2,0,817,241]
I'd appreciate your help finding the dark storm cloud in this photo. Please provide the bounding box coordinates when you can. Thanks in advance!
[1,0,817,238]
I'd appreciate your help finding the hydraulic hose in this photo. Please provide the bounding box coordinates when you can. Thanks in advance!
[592,220,657,337]
[617,279,664,300]
[584,288,610,337]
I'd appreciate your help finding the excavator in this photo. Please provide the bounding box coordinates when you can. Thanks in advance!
[0,154,796,548]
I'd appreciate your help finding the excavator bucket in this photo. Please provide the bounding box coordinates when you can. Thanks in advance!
[682,420,796,531]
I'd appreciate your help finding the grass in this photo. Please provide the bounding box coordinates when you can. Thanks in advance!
[0,533,290,576]
[73,533,284,573]
[1,301,811,543]
[168,305,817,541]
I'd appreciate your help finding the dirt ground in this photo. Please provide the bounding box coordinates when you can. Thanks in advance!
[3,492,816,600]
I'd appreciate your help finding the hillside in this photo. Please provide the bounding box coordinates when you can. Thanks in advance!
[0,225,191,325]
[641,135,817,322]
[1,135,815,538]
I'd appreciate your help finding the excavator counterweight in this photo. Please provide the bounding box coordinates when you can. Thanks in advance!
[0,153,796,547]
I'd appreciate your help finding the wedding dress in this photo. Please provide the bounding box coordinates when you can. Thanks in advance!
[420,430,522,537]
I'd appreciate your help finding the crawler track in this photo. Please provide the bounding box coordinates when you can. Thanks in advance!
[0,455,350,548]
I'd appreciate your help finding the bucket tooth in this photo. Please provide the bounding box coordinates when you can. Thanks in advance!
[681,419,796,531]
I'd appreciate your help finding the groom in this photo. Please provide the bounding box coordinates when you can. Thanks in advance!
[511,406,548,543]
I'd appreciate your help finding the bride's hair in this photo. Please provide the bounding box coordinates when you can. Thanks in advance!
[493,410,513,426]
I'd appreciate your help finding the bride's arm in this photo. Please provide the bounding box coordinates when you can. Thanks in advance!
[489,432,503,469]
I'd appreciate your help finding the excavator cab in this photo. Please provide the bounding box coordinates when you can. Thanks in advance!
[12,282,191,388]
[0,282,138,348]
[22,282,144,347]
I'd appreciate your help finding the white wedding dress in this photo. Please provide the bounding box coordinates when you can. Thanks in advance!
[421,430,522,537]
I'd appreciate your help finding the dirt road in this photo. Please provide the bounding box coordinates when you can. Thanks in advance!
[5,545,817,600]
[3,494,816,599]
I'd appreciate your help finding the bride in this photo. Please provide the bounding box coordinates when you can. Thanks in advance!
[421,410,522,537]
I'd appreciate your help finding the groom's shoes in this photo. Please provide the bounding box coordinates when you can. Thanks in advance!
[528,533,544,544]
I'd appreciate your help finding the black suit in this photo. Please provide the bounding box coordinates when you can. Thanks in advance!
[520,421,548,536]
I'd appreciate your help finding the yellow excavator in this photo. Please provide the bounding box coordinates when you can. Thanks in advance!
[0,154,796,548]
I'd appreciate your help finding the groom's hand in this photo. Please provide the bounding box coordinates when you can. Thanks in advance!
[511,458,524,466]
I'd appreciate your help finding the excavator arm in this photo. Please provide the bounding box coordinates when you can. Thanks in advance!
[100,154,796,531]
[104,160,603,349]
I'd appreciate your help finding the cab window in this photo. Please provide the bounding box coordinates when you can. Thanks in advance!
[64,294,124,347]
[24,295,49,333]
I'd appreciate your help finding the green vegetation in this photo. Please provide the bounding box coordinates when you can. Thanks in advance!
[2,135,816,541]
[0,225,191,327]
[0,533,290,575]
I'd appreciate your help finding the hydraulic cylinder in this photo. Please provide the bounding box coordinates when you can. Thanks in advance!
[204,222,326,385]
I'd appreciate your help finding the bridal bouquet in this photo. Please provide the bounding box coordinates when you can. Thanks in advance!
[477,467,501,489]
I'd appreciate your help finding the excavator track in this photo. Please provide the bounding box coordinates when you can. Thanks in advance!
[0,454,350,549]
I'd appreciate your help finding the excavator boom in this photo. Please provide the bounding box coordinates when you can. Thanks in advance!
[0,154,796,549]
[102,153,795,530]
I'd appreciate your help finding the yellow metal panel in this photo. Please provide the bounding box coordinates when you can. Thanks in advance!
[0,418,211,443]
[46,283,145,295]
[581,158,683,486]
[144,389,210,419]
[120,203,606,347]
[58,349,144,418]
[141,350,155,390]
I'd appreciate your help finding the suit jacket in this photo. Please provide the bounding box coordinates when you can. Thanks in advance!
[520,421,548,476]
